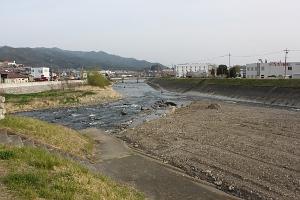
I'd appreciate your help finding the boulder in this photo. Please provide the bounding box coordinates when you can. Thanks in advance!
[207,103,221,110]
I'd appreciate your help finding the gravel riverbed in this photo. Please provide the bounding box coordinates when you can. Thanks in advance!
[123,100,300,200]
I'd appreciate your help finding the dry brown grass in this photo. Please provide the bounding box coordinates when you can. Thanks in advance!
[0,116,92,157]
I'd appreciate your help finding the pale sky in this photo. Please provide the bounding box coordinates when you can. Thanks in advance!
[1,0,300,66]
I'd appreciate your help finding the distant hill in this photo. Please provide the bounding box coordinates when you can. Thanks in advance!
[0,46,162,70]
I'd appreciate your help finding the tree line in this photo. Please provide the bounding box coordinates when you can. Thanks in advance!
[211,65,241,78]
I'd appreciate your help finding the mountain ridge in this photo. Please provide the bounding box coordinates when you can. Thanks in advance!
[0,46,162,70]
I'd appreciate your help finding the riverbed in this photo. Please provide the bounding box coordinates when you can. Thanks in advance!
[18,79,299,131]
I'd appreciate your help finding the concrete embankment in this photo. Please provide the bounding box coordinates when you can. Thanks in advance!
[148,78,300,108]
[0,80,84,94]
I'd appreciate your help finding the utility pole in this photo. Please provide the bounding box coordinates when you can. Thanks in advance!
[284,49,289,78]
[228,53,231,68]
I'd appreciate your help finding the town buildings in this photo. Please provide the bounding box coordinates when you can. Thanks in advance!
[246,62,300,79]
[174,63,216,78]
[30,67,50,80]
[0,72,29,84]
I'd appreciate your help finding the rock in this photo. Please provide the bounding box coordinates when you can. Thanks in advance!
[207,103,221,110]
[0,103,5,109]
[121,109,127,115]
[165,102,177,107]
[214,180,222,186]
[0,96,5,103]
[134,144,139,148]
[228,185,235,191]
[141,106,150,111]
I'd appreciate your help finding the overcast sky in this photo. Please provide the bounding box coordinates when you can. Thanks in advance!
[1,0,300,66]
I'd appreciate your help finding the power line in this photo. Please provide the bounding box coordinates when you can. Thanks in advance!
[231,51,282,58]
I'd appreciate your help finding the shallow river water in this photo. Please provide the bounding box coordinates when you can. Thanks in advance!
[18,80,192,131]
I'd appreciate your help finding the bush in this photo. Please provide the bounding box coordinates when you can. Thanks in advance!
[0,150,15,160]
[87,71,110,88]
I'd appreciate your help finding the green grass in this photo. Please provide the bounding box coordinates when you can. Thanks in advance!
[4,89,96,105]
[155,77,300,88]
[0,115,93,157]
[0,145,144,200]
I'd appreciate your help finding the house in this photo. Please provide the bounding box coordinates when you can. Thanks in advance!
[0,72,29,84]
[30,67,50,81]
[246,62,300,79]
[174,63,216,78]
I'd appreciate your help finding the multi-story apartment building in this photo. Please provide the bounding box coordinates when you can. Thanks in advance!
[174,63,215,78]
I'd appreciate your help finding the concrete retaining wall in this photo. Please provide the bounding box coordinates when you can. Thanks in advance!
[148,79,300,108]
[0,96,5,120]
[0,80,85,94]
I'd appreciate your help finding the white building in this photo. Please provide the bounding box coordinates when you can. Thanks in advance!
[175,63,215,78]
[30,67,50,80]
[246,62,300,79]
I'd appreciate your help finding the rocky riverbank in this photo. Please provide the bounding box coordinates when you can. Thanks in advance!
[121,100,300,200]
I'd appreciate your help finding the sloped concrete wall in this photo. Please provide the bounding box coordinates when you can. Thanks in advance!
[148,79,300,108]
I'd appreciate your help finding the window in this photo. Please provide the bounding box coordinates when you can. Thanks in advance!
[288,66,292,70]
[251,67,254,71]
[261,67,265,71]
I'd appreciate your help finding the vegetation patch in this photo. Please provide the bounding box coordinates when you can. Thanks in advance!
[0,145,144,200]
[0,116,93,157]
[4,89,96,105]
[0,150,15,160]
[87,71,111,88]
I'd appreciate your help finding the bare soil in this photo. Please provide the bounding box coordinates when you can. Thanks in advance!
[123,101,300,200]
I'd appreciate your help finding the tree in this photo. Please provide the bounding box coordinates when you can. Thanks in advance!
[216,65,228,77]
[229,65,241,78]
[210,68,216,77]
[87,71,110,88]
[229,67,237,78]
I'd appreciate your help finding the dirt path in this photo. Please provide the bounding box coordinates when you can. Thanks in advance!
[82,128,238,200]
[123,101,300,200]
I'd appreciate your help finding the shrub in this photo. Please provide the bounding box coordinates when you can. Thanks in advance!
[0,150,15,160]
[87,71,110,88]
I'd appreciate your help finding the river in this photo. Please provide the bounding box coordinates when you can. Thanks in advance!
[18,80,192,131]
[18,79,299,132]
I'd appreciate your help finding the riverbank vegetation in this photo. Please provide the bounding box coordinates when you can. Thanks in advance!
[4,85,121,113]
[0,145,144,200]
[0,116,92,157]
[87,71,111,87]
[154,78,300,88]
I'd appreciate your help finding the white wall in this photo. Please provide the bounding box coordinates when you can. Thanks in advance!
[31,67,50,79]
[0,80,84,94]
[175,63,211,77]
[246,62,300,79]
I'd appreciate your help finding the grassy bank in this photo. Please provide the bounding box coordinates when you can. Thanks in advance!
[4,85,121,113]
[4,89,95,105]
[0,145,144,200]
[154,78,300,88]
[0,116,92,157]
